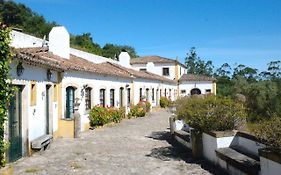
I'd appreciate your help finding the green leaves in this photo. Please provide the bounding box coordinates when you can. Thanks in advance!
[0,23,13,166]
[175,96,246,132]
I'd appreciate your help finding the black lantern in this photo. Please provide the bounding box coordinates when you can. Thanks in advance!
[47,69,52,80]
[16,62,24,76]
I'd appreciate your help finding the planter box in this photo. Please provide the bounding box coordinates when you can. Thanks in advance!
[259,148,281,175]
[202,131,236,163]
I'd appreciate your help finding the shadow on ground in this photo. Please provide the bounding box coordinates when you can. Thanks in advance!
[146,131,228,175]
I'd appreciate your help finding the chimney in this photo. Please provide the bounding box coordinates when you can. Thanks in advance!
[49,26,70,59]
[118,49,131,68]
[146,62,155,73]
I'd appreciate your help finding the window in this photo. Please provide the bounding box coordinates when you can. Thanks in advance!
[120,87,124,107]
[139,88,142,101]
[140,68,147,72]
[100,89,105,107]
[127,88,131,106]
[152,88,155,102]
[53,84,58,102]
[164,88,167,97]
[146,88,149,100]
[162,68,170,76]
[110,89,115,107]
[160,89,162,97]
[181,90,186,94]
[30,82,37,106]
[85,87,92,110]
[206,89,211,94]
[180,67,182,75]
[169,89,171,97]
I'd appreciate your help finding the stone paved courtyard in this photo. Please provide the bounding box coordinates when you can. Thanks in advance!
[2,109,222,175]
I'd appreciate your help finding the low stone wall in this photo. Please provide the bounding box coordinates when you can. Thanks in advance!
[169,115,281,175]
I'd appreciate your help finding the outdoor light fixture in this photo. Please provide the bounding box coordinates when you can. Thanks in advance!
[16,62,24,76]
[47,69,52,80]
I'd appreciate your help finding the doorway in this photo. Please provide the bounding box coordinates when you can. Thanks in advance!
[8,86,23,162]
[45,85,51,134]
[190,88,201,95]
[66,86,75,118]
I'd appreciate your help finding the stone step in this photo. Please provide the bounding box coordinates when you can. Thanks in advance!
[216,147,260,175]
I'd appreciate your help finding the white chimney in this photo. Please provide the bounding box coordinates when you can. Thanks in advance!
[49,26,70,59]
[146,62,155,73]
[118,50,131,68]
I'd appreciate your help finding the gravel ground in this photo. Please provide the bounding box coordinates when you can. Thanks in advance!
[2,109,222,175]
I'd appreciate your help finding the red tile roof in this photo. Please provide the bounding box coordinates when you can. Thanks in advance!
[131,56,186,68]
[179,74,216,82]
[14,47,175,83]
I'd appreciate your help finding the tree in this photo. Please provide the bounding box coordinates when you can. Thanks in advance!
[102,43,138,59]
[215,63,233,97]
[0,23,14,166]
[185,47,214,76]
[233,64,258,82]
[70,33,102,55]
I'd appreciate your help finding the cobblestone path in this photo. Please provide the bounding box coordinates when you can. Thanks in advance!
[2,109,221,175]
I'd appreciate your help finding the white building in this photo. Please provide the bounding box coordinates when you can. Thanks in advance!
[130,56,216,97]
[6,26,215,163]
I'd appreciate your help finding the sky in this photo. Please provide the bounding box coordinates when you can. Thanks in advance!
[14,0,281,71]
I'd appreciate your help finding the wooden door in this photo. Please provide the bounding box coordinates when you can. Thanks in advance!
[8,86,22,162]
[66,87,75,118]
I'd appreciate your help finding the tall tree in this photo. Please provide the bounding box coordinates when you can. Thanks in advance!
[102,43,138,59]
[70,33,102,55]
[185,47,214,76]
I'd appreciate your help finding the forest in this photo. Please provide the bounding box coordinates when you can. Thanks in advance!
[185,47,281,123]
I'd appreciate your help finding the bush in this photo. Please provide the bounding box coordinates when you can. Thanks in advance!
[89,106,110,127]
[144,101,151,112]
[89,106,125,127]
[250,117,281,149]
[128,101,148,118]
[160,97,171,108]
[108,108,122,123]
[175,96,246,132]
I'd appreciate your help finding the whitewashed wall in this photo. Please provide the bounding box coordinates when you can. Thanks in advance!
[133,79,177,106]
[202,133,234,163]
[62,71,132,131]
[132,63,177,80]
[70,48,118,64]
[10,30,47,48]
[10,61,58,141]
[260,157,281,175]
[179,81,213,96]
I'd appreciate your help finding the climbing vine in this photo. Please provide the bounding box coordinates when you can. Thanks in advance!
[0,23,13,166]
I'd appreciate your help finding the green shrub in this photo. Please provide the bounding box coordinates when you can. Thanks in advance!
[108,108,122,123]
[119,106,126,119]
[175,96,246,132]
[144,101,151,112]
[89,106,110,127]
[89,106,127,126]
[128,102,147,118]
[250,116,281,149]
[160,97,171,108]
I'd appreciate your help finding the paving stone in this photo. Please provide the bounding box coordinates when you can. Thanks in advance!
[2,109,222,175]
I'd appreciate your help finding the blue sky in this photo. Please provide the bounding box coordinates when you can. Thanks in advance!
[15,0,281,71]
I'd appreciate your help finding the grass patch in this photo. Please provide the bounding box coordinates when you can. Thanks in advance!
[25,166,43,173]
[70,162,82,169]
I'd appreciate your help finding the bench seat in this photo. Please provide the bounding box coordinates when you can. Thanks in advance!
[216,147,260,175]
[174,130,190,142]
[31,134,53,150]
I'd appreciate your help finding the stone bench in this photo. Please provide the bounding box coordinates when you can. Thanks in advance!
[174,130,190,142]
[216,147,260,175]
[31,134,53,151]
